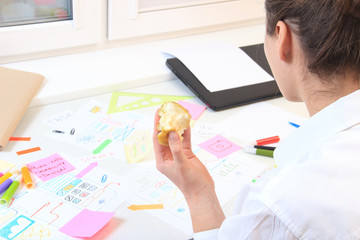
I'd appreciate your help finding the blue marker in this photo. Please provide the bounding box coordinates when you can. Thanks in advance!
[289,122,300,128]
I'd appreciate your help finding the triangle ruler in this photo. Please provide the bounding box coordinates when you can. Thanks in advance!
[107,92,193,114]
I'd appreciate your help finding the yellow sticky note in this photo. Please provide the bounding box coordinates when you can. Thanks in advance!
[0,159,15,172]
[124,130,151,163]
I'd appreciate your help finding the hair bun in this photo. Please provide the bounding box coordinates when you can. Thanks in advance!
[339,0,360,18]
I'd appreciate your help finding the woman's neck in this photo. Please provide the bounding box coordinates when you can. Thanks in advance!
[301,73,360,116]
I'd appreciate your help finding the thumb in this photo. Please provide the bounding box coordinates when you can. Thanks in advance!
[168,131,186,163]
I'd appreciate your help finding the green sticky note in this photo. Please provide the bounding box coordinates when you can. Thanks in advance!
[107,92,193,114]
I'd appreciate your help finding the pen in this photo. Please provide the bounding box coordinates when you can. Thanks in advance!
[0,174,17,195]
[52,129,65,134]
[244,146,274,158]
[21,166,33,189]
[0,175,21,206]
[254,136,280,146]
[253,145,276,151]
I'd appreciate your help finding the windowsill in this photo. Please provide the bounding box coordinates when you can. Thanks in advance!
[1,23,266,107]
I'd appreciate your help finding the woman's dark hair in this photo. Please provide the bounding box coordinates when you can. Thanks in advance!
[265,0,360,78]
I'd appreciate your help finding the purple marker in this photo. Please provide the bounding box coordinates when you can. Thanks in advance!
[0,174,17,194]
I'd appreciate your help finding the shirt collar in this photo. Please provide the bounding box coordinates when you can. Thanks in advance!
[274,89,360,167]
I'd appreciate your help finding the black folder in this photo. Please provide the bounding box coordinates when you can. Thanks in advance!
[166,43,282,111]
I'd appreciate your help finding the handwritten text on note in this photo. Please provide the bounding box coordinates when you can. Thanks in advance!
[27,153,75,181]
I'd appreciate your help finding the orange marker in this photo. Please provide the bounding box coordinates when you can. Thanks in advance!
[21,166,33,189]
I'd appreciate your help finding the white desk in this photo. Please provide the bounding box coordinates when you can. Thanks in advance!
[0,79,308,240]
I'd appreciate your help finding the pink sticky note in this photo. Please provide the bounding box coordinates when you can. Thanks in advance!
[178,100,206,120]
[198,135,241,158]
[59,209,115,238]
[27,153,75,181]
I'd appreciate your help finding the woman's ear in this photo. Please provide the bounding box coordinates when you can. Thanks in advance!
[275,21,292,62]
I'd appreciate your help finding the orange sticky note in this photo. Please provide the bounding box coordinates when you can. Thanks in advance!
[9,137,31,141]
[16,147,41,155]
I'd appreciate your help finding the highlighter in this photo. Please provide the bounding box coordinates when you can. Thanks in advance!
[244,146,274,158]
[0,175,22,206]
[0,174,17,195]
[21,166,33,189]
[0,172,13,185]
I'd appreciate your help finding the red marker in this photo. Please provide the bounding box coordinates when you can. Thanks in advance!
[255,136,280,146]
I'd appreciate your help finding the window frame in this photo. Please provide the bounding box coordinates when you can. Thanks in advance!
[0,0,102,57]
[108,0,266,40]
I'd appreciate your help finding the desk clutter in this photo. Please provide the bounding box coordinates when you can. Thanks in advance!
[0,90,306,239]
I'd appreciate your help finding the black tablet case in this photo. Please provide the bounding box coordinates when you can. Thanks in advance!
[166,43,282,111]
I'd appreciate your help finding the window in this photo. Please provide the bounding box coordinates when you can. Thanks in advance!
[0,0,265,60]
[0,0,102,58]
[0,0,73,27]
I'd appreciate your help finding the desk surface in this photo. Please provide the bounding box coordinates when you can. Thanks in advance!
[0,79,308,240]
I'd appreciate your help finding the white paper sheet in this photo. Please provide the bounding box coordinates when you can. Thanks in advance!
[164,42,273,92]
[219,102,308,145]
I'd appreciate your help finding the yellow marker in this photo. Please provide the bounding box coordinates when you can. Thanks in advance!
[0,172,12,185]
[128,204,164,211]
[21,166,33,189]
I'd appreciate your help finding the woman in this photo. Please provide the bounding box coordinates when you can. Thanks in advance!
[153,0,360,239]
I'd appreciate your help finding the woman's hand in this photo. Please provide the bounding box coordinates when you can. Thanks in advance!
[153,110,225,232]
[153,110,214,198]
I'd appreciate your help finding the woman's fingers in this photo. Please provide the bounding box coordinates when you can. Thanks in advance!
[182,127,192,150]
[168,131,187,164]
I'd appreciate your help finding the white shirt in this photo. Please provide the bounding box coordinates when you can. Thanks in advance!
[194,90,360,240]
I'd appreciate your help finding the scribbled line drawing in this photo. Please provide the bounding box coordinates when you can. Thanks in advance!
[80,182,120,208]
[213,161,240,177]
[89,117,137,141]
[48,202,63,225]
[208,139,233,152]
[0,208,18,226]
[17,223,51,240]
[0,215,35,240]
[41,174,77,194]
[30,202,63,225]
[56,179,82,197]
[31,202,50,218]
[135,172,159,192]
